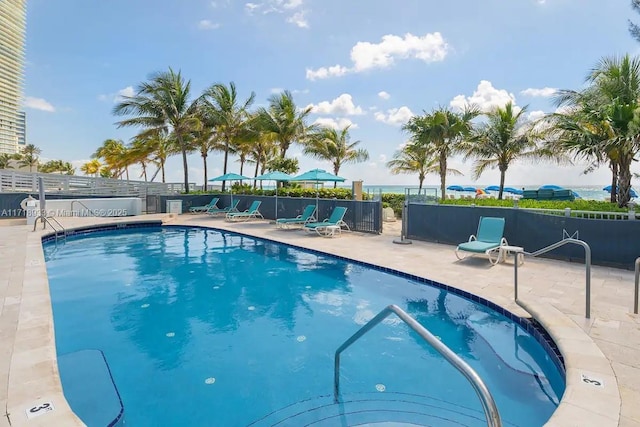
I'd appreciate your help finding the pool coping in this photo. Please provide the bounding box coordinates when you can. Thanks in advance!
[4,216,622,426]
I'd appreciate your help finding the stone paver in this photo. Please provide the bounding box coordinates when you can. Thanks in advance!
[0,214,638,426]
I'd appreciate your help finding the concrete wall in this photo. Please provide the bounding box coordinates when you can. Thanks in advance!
[406,204,640,269]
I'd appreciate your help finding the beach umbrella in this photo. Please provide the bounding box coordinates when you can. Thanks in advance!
[603,185,638,198]
[539,184,564,190]
[253,171,293,219]
[291,169,346,213]
[446,185,465,192]
[484,185,501,192]
[462,186,477,192]
[503,187,524,195]
[209,173,251,208]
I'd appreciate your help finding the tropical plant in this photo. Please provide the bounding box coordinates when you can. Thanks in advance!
[190,126,217,191]
[256,90,315,158]
[402,106,479,200]
[114,68,200,192]
[93,139,130,179]
[0,153,14,169]
[137,128,175,183]
[387,143,461,191]
[17,144,41,172]
[630,0,640,42]
[463,102,555,200]
[39,160,75,175]
[129,138,156,181]
[267,157,299,175]
[547,54,640,207]
[304,126,369,187]
[81,159,102,177]
[246,119,279,187]
[199,82,255,191]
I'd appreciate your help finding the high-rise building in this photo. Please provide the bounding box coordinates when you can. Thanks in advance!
[0,0,27,155]
[17,110,26,146]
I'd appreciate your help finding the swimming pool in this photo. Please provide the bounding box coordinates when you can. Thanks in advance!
[44,225,564,426]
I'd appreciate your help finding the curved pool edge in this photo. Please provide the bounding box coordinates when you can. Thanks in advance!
[5,215,623,427]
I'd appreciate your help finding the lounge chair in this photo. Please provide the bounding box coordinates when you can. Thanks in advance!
[207,199,240,216]
[455,217,508,265]
[226,200,263,222]
[275,205,317,229]
[303,206,349,237]
[189,197,219,213]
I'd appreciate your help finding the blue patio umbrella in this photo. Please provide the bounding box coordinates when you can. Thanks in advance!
[209,173,251,208]
[484,185,501,192]
[446,185,465,192]
[291,169,346,213]
[603,185,638,198]
[254,171,293,219]
[539,184,564,190]
[503,187,524,195]
[462,186,478,192]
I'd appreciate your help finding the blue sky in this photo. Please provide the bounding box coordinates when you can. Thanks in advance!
[22,0,639,187]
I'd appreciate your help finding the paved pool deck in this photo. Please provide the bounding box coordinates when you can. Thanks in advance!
[0,214,638,426]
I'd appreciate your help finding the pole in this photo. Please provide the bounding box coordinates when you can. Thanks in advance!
[393,188,412,245]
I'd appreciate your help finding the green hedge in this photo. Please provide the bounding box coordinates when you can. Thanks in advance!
[440,198,628,212]
[184,187,371,200]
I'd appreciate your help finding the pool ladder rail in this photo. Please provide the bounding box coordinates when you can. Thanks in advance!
[334,304,502,427]
[33,214,66,241]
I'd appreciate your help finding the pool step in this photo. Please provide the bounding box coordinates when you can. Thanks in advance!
[247,392,509,427]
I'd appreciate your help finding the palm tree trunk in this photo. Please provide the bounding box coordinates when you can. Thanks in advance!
[498,170,506,200]
[617,155,633,207]
[161,160,166,183]
[253,161,259,189]
[202,155,208,192]
[142,163,147,181]
[610,160,618,203]
[418,175,424,191]
[439,154,447,201]
[177,134,190,193]
[222,141,229,192]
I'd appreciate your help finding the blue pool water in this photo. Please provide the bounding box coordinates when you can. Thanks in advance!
[44,226,564,426]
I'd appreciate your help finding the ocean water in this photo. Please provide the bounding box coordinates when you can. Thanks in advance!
[358,185,616,201]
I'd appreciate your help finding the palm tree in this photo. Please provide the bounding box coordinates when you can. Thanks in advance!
[93,139,130,179]
[257,90,315,158]
[463,102,552,200]
[199,82,255,191]
[0,153,14,169]
[129,138,156,181]
[402,106,478,200]
[81,159,102,177]
[18,144,41,172]
[114,68,199,193]
[548,54,640,206]
[61,161,75,175]
[386,143,462,191]
[136,128,175,183]
[190,126,217,191]
[304,126,369,187]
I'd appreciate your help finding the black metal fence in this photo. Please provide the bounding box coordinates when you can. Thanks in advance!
[406,204,640,269]
[147,194,383,234]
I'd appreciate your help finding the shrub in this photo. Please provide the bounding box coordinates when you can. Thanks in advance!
[440,198,629,212]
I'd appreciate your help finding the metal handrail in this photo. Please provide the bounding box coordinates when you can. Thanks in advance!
[634,257,639,314]
[33,215,66,241]
[515,238,591,318]
[70,200,99,217]
[333,304,502,427]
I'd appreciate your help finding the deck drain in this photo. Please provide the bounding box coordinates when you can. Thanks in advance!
[296,335,306,342]
[141,303,150,308]
[375,384,386,392]
[166,332,175,338]
[204,377,216,385]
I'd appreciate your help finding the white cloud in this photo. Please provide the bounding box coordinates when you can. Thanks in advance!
[378,91,390,100]
[314,117,357,130]
[450,80,516,112]
[97,86,135,103]
[378,154,387,163]
[374,106,414,126]
[198,19,220,30]
[245,0,309,28]
[521,87,557,97]
[23,96,55,112]
[306,32,448,80]
[527,110,546,122]
[287,11,308,28]
[270,87,284,94]
[307,94,364,116]
[306,65,349,80]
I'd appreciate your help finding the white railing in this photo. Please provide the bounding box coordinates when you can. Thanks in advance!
[0,169,192,197]
[521,207,637,221]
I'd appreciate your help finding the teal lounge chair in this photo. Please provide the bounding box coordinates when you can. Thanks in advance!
[275,205,317,229]
[303,206,349,237]
[189,197,219,213]
[226,200,263,222]
[207,199,239,216]
[455,216,507,265]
